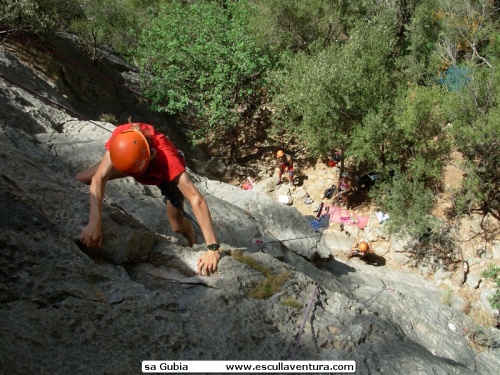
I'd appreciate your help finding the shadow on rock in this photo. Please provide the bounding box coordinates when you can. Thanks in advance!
[363,253,386,267]
[317,259,356,276]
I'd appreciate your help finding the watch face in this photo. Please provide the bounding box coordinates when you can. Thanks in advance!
[208,244,220,251]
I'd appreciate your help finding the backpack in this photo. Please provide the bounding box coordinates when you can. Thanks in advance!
[323,186,336,199]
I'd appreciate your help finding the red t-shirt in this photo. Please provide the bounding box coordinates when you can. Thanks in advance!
[105,123,185,185]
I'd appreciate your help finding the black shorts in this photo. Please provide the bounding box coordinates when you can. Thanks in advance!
[158,180,184,209]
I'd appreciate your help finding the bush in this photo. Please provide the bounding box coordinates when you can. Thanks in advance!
[134,0,275,154]
[482,264,500,311]
[373,170,440,238]
[1,0,84,34]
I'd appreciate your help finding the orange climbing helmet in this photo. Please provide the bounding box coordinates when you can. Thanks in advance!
[358,241,369,252]
[277,149,285,158]
[109,129,150,175]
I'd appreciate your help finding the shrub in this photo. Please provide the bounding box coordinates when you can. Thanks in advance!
[248,271,290,300]
[482,264,500,310]
[281,296,302,309]
[231,250,290,299]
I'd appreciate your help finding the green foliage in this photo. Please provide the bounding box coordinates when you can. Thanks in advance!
[270,5,399,156]
[482,264,500,282]
[398,0,442,84]
[373,170,439,237]
[482,264,500,310]
[70,0,142,55]
[391,84,450,184]
[135,0,274,150]
[248,271,290,300]
[249,0,370,53]
[281,296,302,309]
[433,0,497,68]
[442,63,500,219]
[231,250,289,300]
[483,30,500,58]
[0,0,161,57]
[231,250,271,276]
[0,0,84,34]
[466,324,499,348]
[348,108,392,170]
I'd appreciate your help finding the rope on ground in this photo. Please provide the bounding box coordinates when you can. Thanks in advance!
[289,284,320,360]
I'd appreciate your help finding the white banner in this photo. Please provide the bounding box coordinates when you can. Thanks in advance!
[142,360,356,373]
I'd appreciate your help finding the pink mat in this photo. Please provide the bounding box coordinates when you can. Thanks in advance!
[319,204,369,229]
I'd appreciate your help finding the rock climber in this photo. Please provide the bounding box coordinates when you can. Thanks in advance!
[75,121,221,276]
[348,239,374,260]
[338,172,352,208]
[276,149,294,185]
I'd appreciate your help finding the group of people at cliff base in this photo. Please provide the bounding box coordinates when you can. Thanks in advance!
[271,147,378,261]
[272,147,375,211]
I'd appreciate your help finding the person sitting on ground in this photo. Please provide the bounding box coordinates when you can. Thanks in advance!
[348,239,374,260]
[75,121,221,276]
[338,172,352,208]
[276,149,294,185]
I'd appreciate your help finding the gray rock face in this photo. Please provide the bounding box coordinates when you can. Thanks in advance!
[200,179,332,260]
[0,33,498,374]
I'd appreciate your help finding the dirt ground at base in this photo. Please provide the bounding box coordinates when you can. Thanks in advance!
[294,164,378,217]
[224,156,378,219]
[220,151,499,329]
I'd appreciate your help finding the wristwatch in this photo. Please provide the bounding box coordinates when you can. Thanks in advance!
[207,243,221,251]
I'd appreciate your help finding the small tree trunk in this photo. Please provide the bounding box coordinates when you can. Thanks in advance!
[335,149,345,203]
